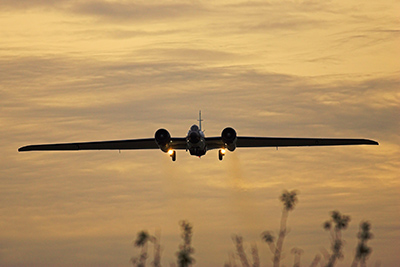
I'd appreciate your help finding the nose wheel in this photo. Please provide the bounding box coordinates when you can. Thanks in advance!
[218,149,226,161]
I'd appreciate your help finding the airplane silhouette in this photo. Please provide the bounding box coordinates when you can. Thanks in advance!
[18,111,378,161]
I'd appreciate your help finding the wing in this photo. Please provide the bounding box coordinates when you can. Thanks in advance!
[18,138,187,152]
[236,137,379,147]
[205,136,378,150]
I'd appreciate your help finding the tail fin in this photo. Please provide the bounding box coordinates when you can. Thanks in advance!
[198,110,203,131]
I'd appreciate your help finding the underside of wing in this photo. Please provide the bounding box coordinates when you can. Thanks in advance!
[18,138,187,152]
[18,138,158,151]
[236,137,379,147]
[205,137,225,150]
[169,138,188,150]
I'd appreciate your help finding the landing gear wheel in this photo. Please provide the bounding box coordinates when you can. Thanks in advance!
[171,150,176,161]
[218,149,225,161]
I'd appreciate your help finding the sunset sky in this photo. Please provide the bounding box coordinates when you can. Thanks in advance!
[1,0,399,266]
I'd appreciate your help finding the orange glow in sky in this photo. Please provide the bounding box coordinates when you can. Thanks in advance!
[1,1,399,266]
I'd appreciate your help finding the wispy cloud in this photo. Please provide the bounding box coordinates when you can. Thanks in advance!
[0,0,70,10]
[72,1,208,22]
[2,53,397,141]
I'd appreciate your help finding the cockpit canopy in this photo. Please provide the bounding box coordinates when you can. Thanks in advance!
[190,125,199,131]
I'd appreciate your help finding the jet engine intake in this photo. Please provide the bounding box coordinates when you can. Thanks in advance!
[155,128,171,152]
[221,127,237,151]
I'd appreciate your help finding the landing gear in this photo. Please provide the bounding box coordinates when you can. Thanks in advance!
[168,149,176,161]
[218,149,226,161]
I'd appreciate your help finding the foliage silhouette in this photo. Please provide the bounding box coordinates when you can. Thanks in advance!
[130,191,375,267]
[228,235,259,267]
[131,231,151,267]
[323,210,351,267]
[261,190,298,267]
[232,235,250,267]
[131,230,160,267]
[351,221,373,267]
[228,191,374,267]
[290,247,304,267]
[250,243,260,267]
[176,220,195,267]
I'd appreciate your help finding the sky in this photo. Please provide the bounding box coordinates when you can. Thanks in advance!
[0,0,399,266]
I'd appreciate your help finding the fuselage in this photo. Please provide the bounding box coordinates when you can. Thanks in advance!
[186,124,206,156]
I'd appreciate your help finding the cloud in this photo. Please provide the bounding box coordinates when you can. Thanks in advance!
[218,0,335,33]
[2,53,397,149]
[0,0,70,10]
[72,1,208,22]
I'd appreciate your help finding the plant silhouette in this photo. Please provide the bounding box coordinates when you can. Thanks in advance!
[131,230,160,267]
[322,210,351,267]
[131,231,152,267]
[291,247,304,267]
[261,189,298,267]
[232,235,250,267]
[130,191,376,267]
[351,221,373,267]
[176,220,195,267]
[229,235,259,267]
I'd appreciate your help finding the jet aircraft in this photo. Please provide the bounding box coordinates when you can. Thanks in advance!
[18,111,378,161]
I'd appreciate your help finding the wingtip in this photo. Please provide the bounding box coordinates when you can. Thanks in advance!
[367,139,379,145]
[18,145,31,152]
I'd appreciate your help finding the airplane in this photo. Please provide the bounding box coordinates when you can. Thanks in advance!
[18,111,378,161]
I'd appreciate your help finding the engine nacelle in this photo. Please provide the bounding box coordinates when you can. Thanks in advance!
[155,128,171,152]
[221,127,237,151]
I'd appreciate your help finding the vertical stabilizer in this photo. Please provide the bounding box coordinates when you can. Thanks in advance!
[198,110,203,131]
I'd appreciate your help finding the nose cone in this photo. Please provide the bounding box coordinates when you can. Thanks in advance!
[189,131,201,143]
